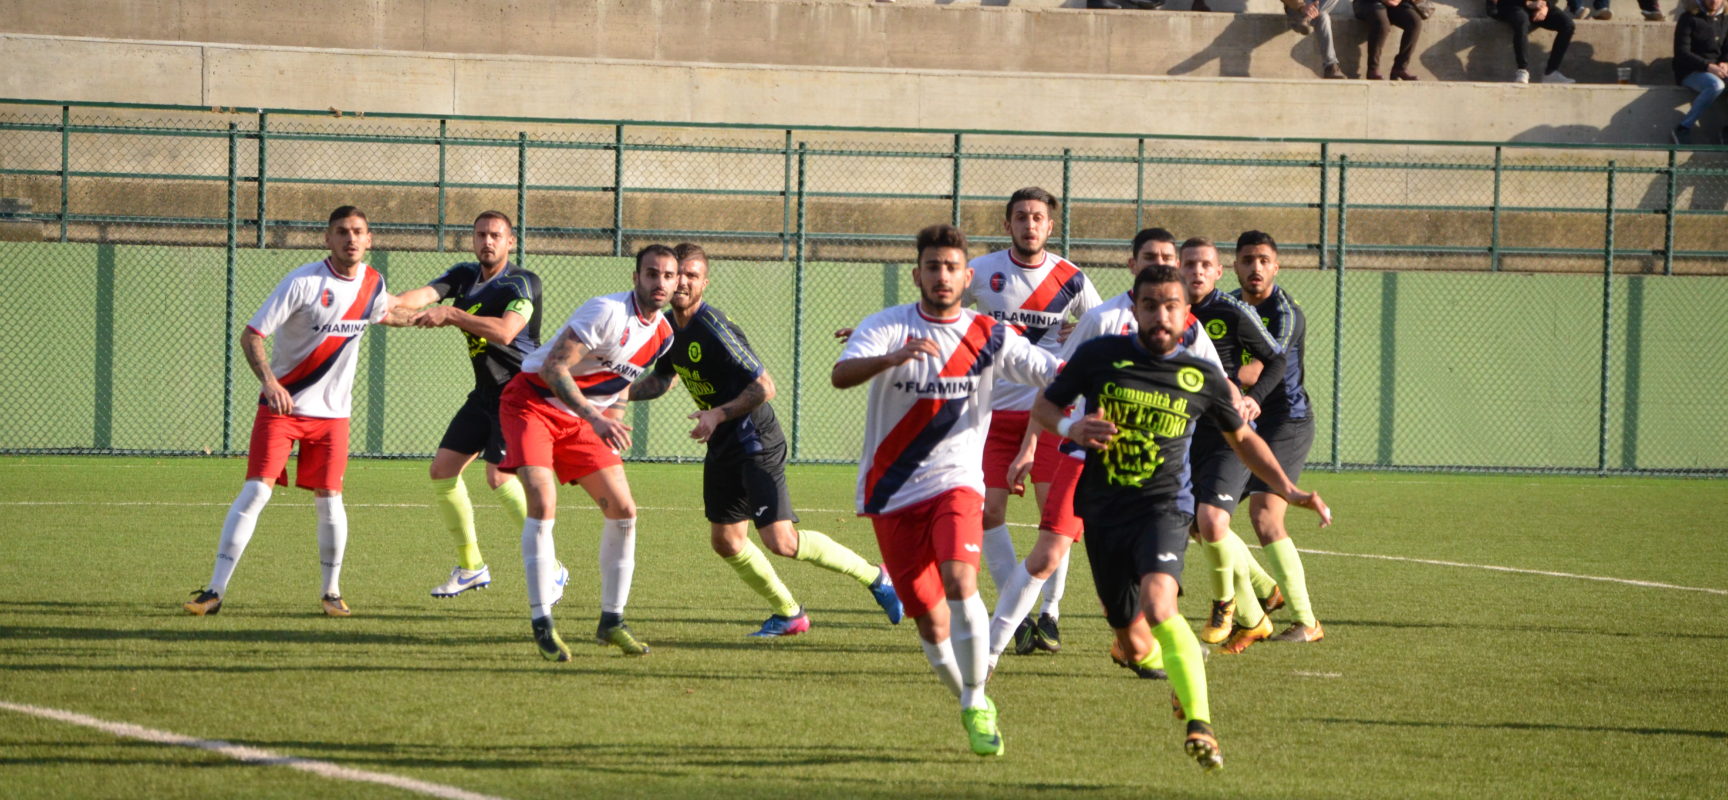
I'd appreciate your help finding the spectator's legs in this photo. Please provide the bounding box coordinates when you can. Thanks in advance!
[1314,0,1343,68]
[1360,5,1391,76]
[1539,7,1574,77]
[1389,3,1423,74]
[1500,3,1533,72]
[1680,72,1727,131]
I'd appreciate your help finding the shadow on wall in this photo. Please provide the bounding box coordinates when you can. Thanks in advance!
[1513,85,1721,144]
[1424,20,1678,85]
[1633,150,1728,211]
[1168,13,1291,76]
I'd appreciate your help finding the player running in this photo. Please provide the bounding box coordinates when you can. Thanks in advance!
[627,243,903,636]
[833,224,1062,757]
[498,245,677,660]
[1033,263,1331,772]
[392,211,543,599]
[967,186,1102,656]
[1230,230,1324,644]
[183,206,406,617]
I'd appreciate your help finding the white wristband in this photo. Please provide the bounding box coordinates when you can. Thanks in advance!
[1056,417,1076,439]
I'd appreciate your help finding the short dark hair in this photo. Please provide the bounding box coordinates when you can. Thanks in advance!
[1236,230,1278,254]
[1179,236,1216,257]
[473,210,513,234]
[915,224,969,259]
[1131,227,1177,256]
[328,206,367,226]
[672,242,707,264]
[635,243,677,271]
[1005,187,1058,220]
[1132,264,1182,297]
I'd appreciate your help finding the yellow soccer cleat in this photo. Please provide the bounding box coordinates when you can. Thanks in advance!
[320,594,352,617]
[183,589,222,616]
[1184,720,1224,772]
[1199,599,1235,644]
[1219,613,1274,655]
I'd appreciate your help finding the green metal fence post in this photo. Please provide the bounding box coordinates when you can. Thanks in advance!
[1060,148,1073,256]
[791,143,809,462]
[1135,138,1146,233]
[1331,154,1348,470]
[436,119,447,252]
[782,129,793,261]
[1317,142,1330,269]
[517,131,528,262]
[1491,146,1503,272]
[58,105,68,243]
[1662,148,1677,276]
[1598,161,1616,474]
[256,111,268,248]
[612,123,625,257]
[951,133,963,227]
[223,122,240,453]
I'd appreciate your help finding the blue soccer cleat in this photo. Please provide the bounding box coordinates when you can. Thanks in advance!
[748,608,811,638]
[868,566,903,625]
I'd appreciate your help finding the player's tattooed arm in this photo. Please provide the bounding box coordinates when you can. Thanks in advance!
[1224,425,1332,527]
[688,375,770,443]
[540,329,634,450]
[240,328,293,415]
[628,372,677,402]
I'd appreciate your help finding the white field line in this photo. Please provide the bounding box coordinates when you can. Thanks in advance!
[5,499,1723,596]
[1292,671,1344,678]
[0,701,510,800]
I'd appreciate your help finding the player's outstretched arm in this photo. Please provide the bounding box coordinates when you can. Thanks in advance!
[831,337,940,389]
[628,371,678,403]
[541,329,633,451]
[1223,426,1332,527]
[240,328,292,415]
[382,286,442,326]
[415,307,528,346]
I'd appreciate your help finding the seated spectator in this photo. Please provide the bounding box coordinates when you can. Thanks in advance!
[1569,0,1612,19]
[1355,0,1423,80]
[1487,0,1577,84]
[1287,0,1347,79]
[1672,0,1728,144]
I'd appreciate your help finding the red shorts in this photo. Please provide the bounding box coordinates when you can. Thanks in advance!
[245,407,350,492]
[869,488,984,620]
[1034,433,1084,541]
[981,410,1031,491]
[498,374,622,484]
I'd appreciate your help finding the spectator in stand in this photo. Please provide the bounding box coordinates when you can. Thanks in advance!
[1355,0,1423,80]
[1672,0,1728,144]
[1488,0,1577,84]
[1645,1,1670,21]
[1569,0,1612,19]
[1288,0,1348,79]
[1087,1,1175,9]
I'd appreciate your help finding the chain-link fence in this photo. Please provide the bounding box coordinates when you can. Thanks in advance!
[2,99,1724,475]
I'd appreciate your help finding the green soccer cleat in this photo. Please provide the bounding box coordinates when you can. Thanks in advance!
[531,616,572,662]
[597,622,651,656]
[1184,720,1224,772]
[1031,612,1062,653]
[961,696,1004,757]
[183,589,222,616]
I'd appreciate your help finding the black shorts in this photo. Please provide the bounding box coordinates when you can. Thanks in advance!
[1080,502,1193,630]
[704,442,799,527]
[1246,415,1315,496]
[1190,422,1249,514]
[438,392,506,464]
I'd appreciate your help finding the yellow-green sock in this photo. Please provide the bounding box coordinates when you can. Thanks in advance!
[793,529,879,585]
[724,540,800,617]
[1152,616,1209,724]
[1232,557,1265,629]
[1201,539,1236,603]
[432,476,482,570]
[493,477,528,531]
[1226,529,1279,599]
[1264,538,1316,626]
[1138,637,1165,671]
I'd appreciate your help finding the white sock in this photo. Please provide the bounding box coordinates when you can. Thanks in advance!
[987,562,1047,657]
[521,517,557,619]
[1039,549,1071,619]
[919,637,964,700]
[314,494,346,597]
[948,593,991,710]
[599,517,637,615]
[209,480,271,595]
[980,524,1018,589]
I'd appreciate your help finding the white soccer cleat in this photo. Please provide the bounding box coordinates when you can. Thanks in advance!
[549,562,569,607]
[431,565,491,598]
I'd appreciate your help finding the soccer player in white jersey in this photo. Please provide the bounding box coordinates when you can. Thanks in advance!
[965,187,1102,656]
[499,244,677,661]
[833,224,1062,757]
[183,206,405,618]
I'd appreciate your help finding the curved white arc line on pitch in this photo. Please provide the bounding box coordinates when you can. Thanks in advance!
[0,701,511,800]
[1296,548,1728,596]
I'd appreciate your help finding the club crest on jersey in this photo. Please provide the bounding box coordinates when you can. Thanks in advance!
[989,272,1006,293]
[1205,319,1228,340]
[688,342,702,362]
[1177,366,1205,393]
[320,288,335,308]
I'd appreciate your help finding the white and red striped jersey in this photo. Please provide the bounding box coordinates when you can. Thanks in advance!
[246,259,390,419]
[520,290,673,415]
[839,303,1062,516]
[965,249,1102,412]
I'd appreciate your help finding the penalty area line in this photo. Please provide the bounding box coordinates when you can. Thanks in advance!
[0,701,511,800]
[1298,548,1728,596]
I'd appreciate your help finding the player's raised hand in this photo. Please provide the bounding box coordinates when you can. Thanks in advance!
[1070,410,1118,450]
[1289,490,1333,528]
[833,327,854,341]
[591,416,633,452]
[888,336,941,365]
[688,408,726,443]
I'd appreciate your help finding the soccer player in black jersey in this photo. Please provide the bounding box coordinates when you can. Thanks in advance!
[1180,236,1292,653]
[394,211,544,598]
[1033,264,1331,772]
[1231,230,1324,643]
[628,243,904,636]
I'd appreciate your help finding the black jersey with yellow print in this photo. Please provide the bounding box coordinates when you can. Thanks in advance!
[651,303,786,458]
[1043,335,1244,518]
[1191,288,1285,410]
[427,262,543,395]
